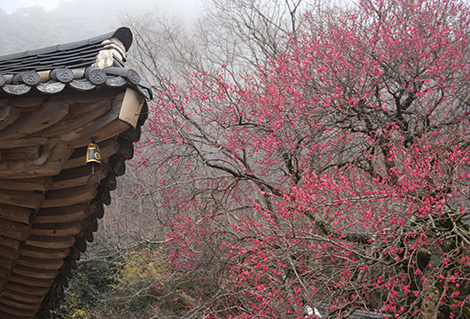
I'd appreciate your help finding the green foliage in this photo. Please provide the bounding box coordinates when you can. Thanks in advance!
[114,248,165,286]
[104,248,167,317]
[102,247,202,318]
[50,245,201,318]
[51,259,116,318]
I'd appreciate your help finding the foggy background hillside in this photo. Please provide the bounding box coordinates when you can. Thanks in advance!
[0,0,199,56]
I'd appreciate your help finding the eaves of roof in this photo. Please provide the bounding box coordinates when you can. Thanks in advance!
[0,27,151,319]
[0,27,153,100]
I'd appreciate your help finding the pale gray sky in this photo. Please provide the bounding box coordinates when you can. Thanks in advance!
[0,0,202,55]
[0,0,71,12]
[0,0,200,17]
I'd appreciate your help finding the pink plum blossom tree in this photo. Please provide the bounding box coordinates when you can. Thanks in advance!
[133,0,470,317]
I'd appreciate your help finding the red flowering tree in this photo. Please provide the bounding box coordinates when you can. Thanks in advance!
[134,0,470,317]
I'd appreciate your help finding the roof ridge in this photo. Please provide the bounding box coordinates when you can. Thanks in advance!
[0,27,133,72]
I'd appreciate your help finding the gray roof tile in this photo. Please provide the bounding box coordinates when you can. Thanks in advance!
[0,27,153,99]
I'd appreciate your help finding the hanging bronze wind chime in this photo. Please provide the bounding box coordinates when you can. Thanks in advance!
[86,137,101,189]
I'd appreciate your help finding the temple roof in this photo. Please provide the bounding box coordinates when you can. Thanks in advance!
[0,27,132,72]
[0,27,150,319]
[0,27,152,100]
